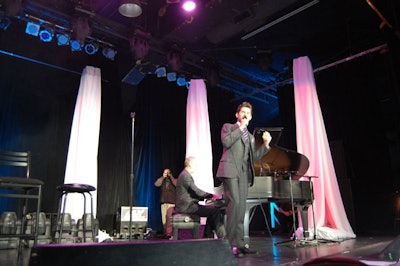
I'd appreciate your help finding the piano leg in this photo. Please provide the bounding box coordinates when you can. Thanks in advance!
[297,204,310,239]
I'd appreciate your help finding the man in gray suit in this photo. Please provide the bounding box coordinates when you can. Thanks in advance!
[216,102,272,257]
[175,157,226,238]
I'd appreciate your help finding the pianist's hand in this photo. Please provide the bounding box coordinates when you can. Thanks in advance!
[211,194,222,201]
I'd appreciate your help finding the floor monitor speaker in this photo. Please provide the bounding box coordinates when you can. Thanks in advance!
[29,238,237,266]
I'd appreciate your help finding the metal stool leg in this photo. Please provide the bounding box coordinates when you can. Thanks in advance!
[34,185,42,245]
[88,192,96,242]
[82,192,87,242]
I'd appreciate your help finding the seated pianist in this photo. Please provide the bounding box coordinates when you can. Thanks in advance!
[175,156,226,239]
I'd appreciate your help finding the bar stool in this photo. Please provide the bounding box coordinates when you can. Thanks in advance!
[171,213,200,240]
[54,183,96,243]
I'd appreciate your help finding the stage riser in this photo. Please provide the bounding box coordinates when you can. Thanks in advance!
[29,239,237,266]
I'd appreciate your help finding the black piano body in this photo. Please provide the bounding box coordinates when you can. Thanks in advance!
[245,127,313,241]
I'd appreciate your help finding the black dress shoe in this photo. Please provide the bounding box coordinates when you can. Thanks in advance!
[238,247,257,254]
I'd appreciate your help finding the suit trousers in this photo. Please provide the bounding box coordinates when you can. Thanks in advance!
[222,175,248,248]
[194,205,225,238]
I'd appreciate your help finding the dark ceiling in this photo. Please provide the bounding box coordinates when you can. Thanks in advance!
[1,0,399,105]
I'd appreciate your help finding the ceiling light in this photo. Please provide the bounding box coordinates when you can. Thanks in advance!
[119,0,142,18]
[181,0,196,12]
[25,21,40,36]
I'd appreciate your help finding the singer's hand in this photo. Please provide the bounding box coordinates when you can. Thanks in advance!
[262,131,272,148]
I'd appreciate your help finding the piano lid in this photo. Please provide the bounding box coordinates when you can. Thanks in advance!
[253,127,309,180]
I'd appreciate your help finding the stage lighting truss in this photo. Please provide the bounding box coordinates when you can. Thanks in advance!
[21,14,117,59]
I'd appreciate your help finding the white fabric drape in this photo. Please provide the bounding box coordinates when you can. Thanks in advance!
[64,66,102,221]
[185,79,214,193]
[293,56,355,241]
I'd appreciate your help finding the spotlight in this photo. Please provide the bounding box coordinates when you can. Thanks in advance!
[102,47,117,60]
[167,43,184,72]
[70,39,83,51]
[25,21,40,36]
[155,66,166,77]
[181,0,196,12]
[167,72,177,82]
[130,28,151,60]
[71,16,92,43]
[84,42,98,55]
[39,28,54,42]
[177,76,186,86]
[0,17,11,31]
[56,33,70,46]
[119,0,142,18]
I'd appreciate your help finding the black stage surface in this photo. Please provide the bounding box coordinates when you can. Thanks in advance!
[1,232,399,266]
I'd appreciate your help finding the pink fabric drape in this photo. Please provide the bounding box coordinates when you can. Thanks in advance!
[293,56,355,240]
[64,66,102,221]
[185,79,214,193]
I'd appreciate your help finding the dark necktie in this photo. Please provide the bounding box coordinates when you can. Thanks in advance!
[243,127,249,141]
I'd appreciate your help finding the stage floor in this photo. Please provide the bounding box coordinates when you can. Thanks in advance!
[1,233,398,266]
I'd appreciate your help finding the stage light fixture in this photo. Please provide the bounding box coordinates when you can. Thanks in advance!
[130,28,151,61]
[70,39,82,51]
[0,17,11,31]
[25,21,40,36]
[155,66,166,77]
[119,0,142,18]
[56,33,70,46]
[181,0,196,12]
[39,28,54,42]
[84,42,98,55]
[102,47,117,60]
[71,16,92,43]
[167,72,177,82]
[177,76,186,86]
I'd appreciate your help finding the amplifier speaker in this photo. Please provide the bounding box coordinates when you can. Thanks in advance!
[29,239,236,266]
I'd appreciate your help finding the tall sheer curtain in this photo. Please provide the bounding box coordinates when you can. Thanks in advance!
[293,56,355,240]
[185,79,214,193]
[64,66,102,221]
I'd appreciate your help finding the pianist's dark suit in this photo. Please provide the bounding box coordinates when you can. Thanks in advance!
[216,122,270,249]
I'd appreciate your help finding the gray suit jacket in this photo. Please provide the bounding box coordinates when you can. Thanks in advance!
[216,122,270,186]
[175,169,213,213]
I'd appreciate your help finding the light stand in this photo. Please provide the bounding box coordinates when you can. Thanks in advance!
[129,112,136,241]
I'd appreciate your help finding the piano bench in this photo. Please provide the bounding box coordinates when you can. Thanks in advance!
[171,213,200,240]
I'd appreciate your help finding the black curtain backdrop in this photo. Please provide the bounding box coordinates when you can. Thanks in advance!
[2,18,400,236]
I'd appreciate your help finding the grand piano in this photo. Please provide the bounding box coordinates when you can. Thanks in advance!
[244,127,313,241]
